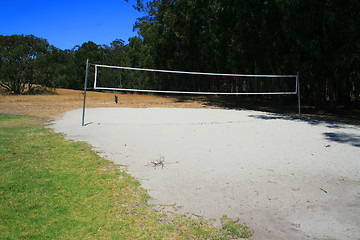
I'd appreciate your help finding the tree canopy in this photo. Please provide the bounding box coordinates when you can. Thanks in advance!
[0,0,359,110]
[132,0,359,108]
[0,35,54,94]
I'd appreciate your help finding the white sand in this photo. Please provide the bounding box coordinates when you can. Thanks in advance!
[52,108,360,240]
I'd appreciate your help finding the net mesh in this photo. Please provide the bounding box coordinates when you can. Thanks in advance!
[93,65,297,95]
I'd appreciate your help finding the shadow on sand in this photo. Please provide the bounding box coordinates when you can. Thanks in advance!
[323,132,360,148]
[248,113,345,128]
[248,113,360,148]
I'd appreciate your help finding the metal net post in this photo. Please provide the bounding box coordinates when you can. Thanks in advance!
[82,59,89,126]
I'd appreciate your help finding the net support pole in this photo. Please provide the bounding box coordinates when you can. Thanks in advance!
[296,71,301,115]
[81,59,89,126]
[94,65,98,89]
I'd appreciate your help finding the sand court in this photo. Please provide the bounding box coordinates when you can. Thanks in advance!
[52,107,360,240]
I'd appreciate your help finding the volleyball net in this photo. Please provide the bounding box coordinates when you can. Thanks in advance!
[92,64,298,95]
[82,61,300,126]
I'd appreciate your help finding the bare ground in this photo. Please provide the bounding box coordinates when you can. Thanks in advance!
[1,88,359,126]
[0,88,208,119]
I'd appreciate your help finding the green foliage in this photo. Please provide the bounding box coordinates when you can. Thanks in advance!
[132,0,360,109]
[0,35,52,94]
[34,47,72,90]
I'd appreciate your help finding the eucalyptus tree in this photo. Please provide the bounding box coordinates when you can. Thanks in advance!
[67,41,107,89]
[130,0,359,108]
[0,34,53,94]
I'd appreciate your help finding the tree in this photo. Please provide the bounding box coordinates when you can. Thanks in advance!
[0,35,53,94]
[68,41,106,89]
[34,47,72,90]
[131,0,360,109]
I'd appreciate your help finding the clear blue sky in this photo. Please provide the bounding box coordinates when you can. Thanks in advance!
[0,0,145,50]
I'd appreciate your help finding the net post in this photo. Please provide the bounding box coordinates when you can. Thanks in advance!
[296,71,301,115]
[93,64,98,89]
[82,59,89,126]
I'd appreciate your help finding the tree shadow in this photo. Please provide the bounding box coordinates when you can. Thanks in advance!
[247,113,353,129]
[248,113,360,148]
[323,132,360,147]
[175,95,207,103]
[189,95,360,126]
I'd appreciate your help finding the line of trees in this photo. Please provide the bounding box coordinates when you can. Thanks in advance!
[0,35,144,93]
[0,0,359,110]
[132,0,359,109]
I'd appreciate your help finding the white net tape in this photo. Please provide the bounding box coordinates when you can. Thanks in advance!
[93,64,298,95]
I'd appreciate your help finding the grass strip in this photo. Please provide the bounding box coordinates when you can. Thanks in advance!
[0,114,252,239]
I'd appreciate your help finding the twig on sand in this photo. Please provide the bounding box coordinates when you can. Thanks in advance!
[320,188,328,193]
[151,156,165,169]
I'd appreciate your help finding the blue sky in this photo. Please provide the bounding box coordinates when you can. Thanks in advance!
[0,0,145,50]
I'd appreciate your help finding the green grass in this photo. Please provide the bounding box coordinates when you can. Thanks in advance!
[221,216,253,239]
[0,114,252,239]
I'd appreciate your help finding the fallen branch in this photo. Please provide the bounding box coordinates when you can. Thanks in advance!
[151,156,165,169]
